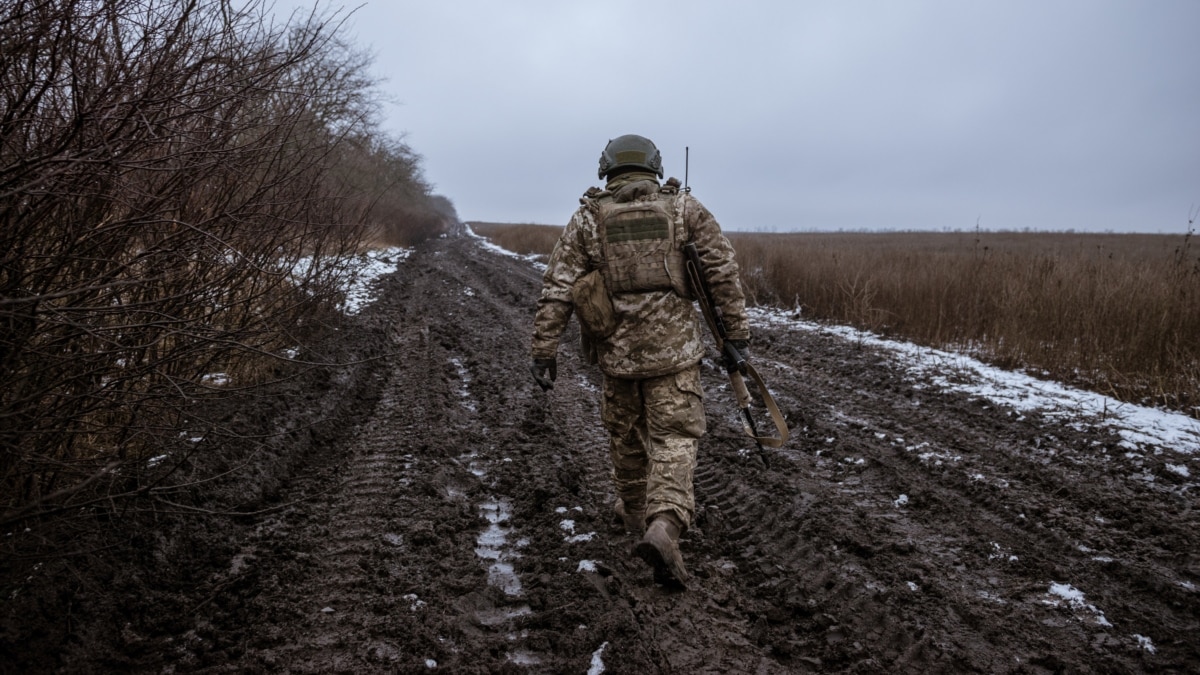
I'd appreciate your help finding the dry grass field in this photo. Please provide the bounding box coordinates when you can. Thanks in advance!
[470,221,564,256]
[469,221,1199,418]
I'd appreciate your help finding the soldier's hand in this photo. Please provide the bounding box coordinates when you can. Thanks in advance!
[530,358,557,391]
[723,339,750,373]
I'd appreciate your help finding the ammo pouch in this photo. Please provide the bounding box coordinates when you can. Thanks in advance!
[598,193,692,300]
[571,269,618,339]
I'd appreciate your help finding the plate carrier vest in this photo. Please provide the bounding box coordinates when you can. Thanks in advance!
[588,183,692,300]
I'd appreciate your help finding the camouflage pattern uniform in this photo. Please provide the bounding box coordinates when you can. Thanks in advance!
[531,170,748,531]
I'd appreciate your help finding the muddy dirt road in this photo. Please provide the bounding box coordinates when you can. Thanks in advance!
[4,234,1199,673]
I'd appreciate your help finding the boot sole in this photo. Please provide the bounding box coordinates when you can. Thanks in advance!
[633,540,687,589]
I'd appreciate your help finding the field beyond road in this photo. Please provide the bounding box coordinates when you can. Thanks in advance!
[472,222,1200,419]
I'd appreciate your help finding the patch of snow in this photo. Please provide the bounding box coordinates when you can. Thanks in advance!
[559,520,575,533]
[749,307,1200,456]
[200,372,229,387]
[1133,634,1156,654]
[917,450,960,466]
[588,641,609,675]
[426,658,438,668]
[1047,582,1112,627]
[566,532,596,543]
[577,560,598,573]
[402,593,426,611]
[340,247,412,314]
[1165,463,1190,478]
[893,494,909,507]
[988,542,1019,562]
[476,499,523,596]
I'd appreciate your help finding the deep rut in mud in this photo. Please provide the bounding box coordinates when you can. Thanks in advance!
[3,235,1198,673]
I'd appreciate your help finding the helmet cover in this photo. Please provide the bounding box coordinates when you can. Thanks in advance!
[598,134,663,179]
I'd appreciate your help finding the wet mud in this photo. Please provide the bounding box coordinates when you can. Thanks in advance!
[3,235,1198,673]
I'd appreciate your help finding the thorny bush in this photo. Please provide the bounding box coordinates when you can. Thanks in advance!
[0,0,452,525]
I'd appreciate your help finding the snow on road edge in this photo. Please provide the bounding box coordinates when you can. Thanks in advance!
[750,307,1200,456]
[464,224,548,272]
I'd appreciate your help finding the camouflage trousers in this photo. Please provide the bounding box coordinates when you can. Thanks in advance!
[601,365,705,531]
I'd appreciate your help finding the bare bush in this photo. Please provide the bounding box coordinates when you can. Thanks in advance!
[0,0,446,523]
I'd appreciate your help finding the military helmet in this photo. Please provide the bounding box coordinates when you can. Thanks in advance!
[598,134,663,179]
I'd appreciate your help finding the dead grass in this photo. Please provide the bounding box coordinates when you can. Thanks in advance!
[733,229,1199,416]
[474,223,1199,417]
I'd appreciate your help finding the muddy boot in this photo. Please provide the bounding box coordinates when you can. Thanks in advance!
[612,499,645,534]
[633,513,688,588]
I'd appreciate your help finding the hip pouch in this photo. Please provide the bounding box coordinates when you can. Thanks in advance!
[572,269,618,338]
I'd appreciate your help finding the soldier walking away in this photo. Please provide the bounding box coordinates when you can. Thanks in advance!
[530,134,750,589]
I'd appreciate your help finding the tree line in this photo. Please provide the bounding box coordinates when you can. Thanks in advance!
[0,0,455,524]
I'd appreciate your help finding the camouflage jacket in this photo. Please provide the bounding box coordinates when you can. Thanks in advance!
[532,172,749,379]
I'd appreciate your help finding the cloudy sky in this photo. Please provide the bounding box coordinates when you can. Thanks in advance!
[272,1,1198,233]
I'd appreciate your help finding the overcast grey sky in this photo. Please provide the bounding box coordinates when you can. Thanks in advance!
[273,1,1198,233]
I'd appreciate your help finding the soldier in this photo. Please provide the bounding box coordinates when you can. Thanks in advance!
[530,134,749,588]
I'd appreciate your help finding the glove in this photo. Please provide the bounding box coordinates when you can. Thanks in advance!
[530,357,557,391]
[723,339,750,373]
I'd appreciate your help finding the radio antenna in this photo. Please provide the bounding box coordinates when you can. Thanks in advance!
[684,146,691,193]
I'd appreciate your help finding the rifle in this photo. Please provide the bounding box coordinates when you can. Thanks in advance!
[683,241,789,456]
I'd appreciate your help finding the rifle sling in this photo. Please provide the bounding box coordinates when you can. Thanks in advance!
[740,362,789,448]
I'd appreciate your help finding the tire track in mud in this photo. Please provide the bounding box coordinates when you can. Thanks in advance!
[135,235,1197,673]
[695,328,1199,672]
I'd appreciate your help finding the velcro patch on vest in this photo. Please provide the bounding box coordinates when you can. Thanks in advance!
[605,207,670,243]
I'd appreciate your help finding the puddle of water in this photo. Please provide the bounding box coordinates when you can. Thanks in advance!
[475,499,522,595]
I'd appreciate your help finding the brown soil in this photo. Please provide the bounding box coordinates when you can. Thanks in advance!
[3,235,1197,673]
